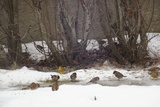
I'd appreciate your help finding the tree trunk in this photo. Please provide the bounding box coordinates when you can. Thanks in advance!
[0,44,9,68]
[97,0,150,65]
[32,0,66,66]
[97,0,128,65]
[4,0,22,63]
[59,0,94,64]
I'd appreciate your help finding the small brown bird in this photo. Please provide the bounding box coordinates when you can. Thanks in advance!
[51,75,60,82]
[36,45,44,51]
[113,71,126,80]
[70,73,77,82]
[89,77,100,83]
[51,82,59,91]
[28,82,40,90]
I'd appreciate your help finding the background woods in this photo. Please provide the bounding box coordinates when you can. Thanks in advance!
[0,0,159,69]
[0,0,21,67]
[97,0,154,64]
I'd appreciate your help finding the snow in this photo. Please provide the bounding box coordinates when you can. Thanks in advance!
[0,66,156,89]
[21,33,160,61]
[22,39,100,61]
[22,41,48,61]
[0,67,160,107]
[1,84,160,107]
[86,39,99,50]
[0,33,160,107]
[147,33,160,58]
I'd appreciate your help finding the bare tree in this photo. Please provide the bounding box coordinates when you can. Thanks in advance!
[0,44,8,68]
[97,0,155,65]
[59,0,95,64]
[0,3,9,67]
[2,0,22,64]
[28,0,67,66]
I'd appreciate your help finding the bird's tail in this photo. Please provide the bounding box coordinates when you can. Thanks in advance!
[22,87,29,90]
[86,81,90,84]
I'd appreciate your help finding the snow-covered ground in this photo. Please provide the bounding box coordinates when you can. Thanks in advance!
[0,66,157,89]
[0,67,160,107]
[0,33,160,107]
[1,84,160,107]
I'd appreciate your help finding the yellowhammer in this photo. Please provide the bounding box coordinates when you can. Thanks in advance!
[150,71,159,79]
[58,66,65,74]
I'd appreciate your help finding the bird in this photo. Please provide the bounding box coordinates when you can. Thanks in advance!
[148,67,160,79]
[28,82,40,90]
[51,82,59,91]
[150,71,159,79]
[36,45,44,51]
[58,66,65,74]
[70,73,77,82]
[113,71,126,80]
[88,77,100,83]
[51,75,60,82]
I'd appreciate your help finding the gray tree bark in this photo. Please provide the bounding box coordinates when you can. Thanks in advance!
[0,44,8,68]
[3,0,22,63]
[97,0,152,65]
